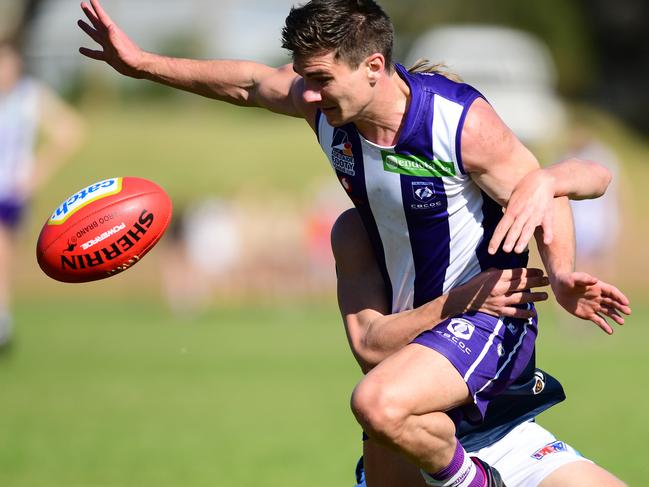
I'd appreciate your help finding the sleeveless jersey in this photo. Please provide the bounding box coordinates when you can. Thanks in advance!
[316,64,528,313]
[0,77,40,199]
[316,64,563,450]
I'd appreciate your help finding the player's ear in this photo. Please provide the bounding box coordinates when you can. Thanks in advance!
[365,53,384,86]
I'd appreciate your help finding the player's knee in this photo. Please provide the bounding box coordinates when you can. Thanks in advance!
[351,379,408,442]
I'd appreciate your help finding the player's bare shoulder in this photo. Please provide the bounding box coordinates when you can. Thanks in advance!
[461,97,520,174]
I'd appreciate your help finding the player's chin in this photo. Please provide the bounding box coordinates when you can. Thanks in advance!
[322,108,348,127]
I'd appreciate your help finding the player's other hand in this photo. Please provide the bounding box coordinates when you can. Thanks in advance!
[551,271,632,334]
[78,0,145,78]
[449,267,550,319]
[488,168,555,255]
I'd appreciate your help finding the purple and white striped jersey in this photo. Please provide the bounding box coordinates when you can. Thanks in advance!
[316,63,528,314]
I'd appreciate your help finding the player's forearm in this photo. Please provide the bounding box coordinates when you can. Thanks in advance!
[136,52,261,106]
[545,158,612,200]
[535,196,575,284]
[359,292,471,371]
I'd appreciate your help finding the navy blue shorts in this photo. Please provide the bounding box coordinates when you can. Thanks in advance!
[0,198,25,230]
[412,309,538,424]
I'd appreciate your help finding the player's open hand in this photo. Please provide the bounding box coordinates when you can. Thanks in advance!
[78,0,145,78]
[449,267,550,319]
[551,271,631,334]
[489,168,556,255]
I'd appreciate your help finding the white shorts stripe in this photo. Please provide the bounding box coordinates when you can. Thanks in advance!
[473,322,530,403]
[463,318,504,382]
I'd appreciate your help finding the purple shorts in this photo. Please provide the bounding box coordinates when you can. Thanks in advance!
[0,198,25,230]
[412,309,537,425]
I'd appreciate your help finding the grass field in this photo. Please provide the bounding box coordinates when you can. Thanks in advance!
[0,298,647,486]
[3,100,648,485]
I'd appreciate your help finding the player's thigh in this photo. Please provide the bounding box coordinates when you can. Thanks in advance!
[538,461,627,487]
[362,439,427,487]
[356,343,470,415]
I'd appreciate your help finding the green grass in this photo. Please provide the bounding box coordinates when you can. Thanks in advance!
[0,298,647,486]
[8,100,649,485]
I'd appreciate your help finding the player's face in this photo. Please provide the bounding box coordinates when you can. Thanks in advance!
[295,51,375,126]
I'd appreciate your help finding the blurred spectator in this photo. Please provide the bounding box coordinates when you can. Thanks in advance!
[0,38,84,347]
[161,197,241,317]
[565,125,624,279]
[303,182,351,294]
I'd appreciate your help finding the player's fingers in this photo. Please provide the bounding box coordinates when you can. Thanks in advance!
[590,313,613,335]
[488,215,514,254]
[513,220,537,254]
[504,291,548,305]
[508,276,550,292]
[81,2,103,30]
[78,20,103,44]
[496,306,537,320]
[541,212,553,245]
[601,306,625,325]
[91,0,114,27]
[502,211,529,253]
[601,284,630,306]
[79,47,105,60]
[600,297,631,315]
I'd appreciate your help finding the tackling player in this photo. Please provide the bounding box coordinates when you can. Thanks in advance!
[332,203,626,486]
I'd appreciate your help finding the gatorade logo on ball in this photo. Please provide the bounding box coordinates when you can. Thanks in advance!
[49,178,123,225]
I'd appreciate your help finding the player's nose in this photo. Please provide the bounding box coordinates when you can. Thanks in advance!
[302,88,322,104]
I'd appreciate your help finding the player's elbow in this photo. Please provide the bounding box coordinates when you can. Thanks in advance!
[594,163,613,197]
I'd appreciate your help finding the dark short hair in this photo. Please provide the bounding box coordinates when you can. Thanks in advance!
[281,0,394,69]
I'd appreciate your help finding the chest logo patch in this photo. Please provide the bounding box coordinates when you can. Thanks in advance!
[331,129,356,176]
[412,182,436,203]
[381,151,456,177]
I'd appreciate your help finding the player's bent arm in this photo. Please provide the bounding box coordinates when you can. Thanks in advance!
[537,158,612,200]
[332,209,549,373]
[462,99,575,277]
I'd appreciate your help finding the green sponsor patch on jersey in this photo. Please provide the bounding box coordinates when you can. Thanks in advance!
[381,151,456,177]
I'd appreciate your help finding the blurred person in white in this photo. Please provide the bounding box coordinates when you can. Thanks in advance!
[161,197,241,317]
[564,125,622,279]
[0,38,84,346]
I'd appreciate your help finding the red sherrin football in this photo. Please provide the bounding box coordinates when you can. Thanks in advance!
[37,177,172,283]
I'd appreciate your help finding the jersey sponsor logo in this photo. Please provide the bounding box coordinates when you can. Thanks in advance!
[331,129,356,176]
[49,178,122,225]
[447,318,475,340]
[531,440,568,460]
[381,151,456,177]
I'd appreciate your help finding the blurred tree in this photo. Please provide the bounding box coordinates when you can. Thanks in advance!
[383,0,594,96]
[383,0,649,134]
[580,0,649,134]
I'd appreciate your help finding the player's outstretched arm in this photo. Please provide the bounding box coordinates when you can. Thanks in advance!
[78,0,307,118]
[332,209,549,373]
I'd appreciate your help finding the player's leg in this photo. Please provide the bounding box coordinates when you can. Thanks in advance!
[538,462,627,487]
[362,438,428,487]
[474,420,627,487]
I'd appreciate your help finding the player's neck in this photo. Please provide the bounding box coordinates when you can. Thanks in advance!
[355,71,410,147]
